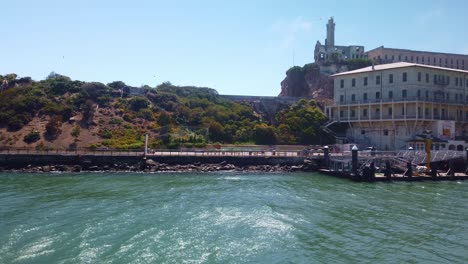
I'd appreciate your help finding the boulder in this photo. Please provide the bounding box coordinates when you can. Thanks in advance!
[72,165,82,172]
[145,159,159,168]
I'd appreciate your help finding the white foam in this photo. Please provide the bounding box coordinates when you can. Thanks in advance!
[13,237,55,262]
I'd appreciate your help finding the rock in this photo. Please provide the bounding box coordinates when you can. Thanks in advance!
[89,166,100,171]
[56,165,67,171]
[72,165,82,172]
[303,159,313,164]
[145,159,159,166]
[42,166,51,172]
[103,165,110,171]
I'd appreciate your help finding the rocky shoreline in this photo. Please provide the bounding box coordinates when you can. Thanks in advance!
[0,158,319,173]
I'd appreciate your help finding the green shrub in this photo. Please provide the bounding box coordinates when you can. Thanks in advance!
[100,129,113,139]
[109,117,123,125]
[7,115,29,131]
[89,144,98,150]
[45,116,62,138]
[24,131,41,143]
[71,125,81,138]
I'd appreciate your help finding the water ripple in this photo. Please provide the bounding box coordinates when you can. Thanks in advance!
[0,172,467,263]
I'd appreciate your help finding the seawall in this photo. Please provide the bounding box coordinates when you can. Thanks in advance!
[0,154,305,169]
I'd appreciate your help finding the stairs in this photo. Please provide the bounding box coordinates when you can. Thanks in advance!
[321,120,348,143]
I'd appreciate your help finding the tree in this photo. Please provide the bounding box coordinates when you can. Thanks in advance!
[107,81,126,90]
[71,125,81,138]
[45,116,62,139]
[129,96,150,112]
[206,119,228,143]
[253,124,277,145]
[24,131,41,144]
[81,100,95,126]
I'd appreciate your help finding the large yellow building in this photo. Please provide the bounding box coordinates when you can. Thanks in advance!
[367,46,468,70]
[325,62,468,151]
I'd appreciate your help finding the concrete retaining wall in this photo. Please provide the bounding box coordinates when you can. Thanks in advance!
[0,154,305,168]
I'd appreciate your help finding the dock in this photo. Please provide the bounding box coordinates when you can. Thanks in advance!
[313,148,468,182]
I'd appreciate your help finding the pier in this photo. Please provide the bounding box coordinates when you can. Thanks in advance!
[315,146,468,182]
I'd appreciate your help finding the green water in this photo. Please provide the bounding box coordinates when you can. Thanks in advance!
[0,172,467,264]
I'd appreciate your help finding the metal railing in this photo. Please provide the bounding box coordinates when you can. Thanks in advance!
[0,146,311,158]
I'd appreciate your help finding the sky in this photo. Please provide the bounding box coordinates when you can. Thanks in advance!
[1,0,468,96]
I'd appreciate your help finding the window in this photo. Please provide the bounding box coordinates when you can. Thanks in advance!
[426,73,429,83]
[376,92,380,99]
[402,89,407,98]
[376,108,380,116]
[364,77,368,86]
[389,91,393,99]
[376,76,381,85]
[418,72,421,82]
[398,55,401,61]
[425,108,429,116]
[340,110,344,117]
[417,90,421,98]
[411,56,414,61]
[340,79,344,88]
[361,130,365,135]
[363,109,368,117]
[388,107,392,116]
[351,94,356,101]
[425,90,429,98]
[389,74,393,83]
[455,77,458,86]
[401,106,405,115]
[351,109,355,117]
[455,94,458,101]
[384,130,389,136]
[363,93,368,101]
[447,76,450,85]
[416,56,419,62]
[352,78,356,87]
[433,75,437,84]
[340,95,344,102]
[403,72,407,82]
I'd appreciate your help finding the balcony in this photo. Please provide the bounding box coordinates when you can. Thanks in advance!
[336,96,468,106]
[333,114,460,122]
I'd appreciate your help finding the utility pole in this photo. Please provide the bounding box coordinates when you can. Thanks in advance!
[144,134,149,158]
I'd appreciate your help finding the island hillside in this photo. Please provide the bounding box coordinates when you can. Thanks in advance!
[0,73,334,150]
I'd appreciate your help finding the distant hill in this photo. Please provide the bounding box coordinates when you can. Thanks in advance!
[0,73,334,149]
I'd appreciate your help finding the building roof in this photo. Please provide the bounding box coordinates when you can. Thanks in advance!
[331,62,468,77]
[366,46,468,57]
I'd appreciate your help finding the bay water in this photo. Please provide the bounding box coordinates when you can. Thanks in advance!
[0,172,467,263]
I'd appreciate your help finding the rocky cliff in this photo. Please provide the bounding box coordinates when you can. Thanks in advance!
[279,59,373,104]
[279,63,333,104]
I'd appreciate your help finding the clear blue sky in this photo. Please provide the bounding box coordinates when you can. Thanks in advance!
[1,0,467,96]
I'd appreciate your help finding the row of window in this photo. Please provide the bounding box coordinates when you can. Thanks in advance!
[340,72,468,88]
[338,107,468,119]
[339,90,468,102]
[375,54,467,69]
